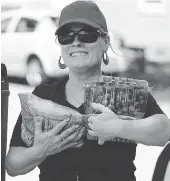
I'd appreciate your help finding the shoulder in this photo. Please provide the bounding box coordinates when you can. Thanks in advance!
[144,92,165,118]
[32,77,68,100]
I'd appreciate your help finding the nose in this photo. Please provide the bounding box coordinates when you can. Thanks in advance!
[72,35,83,47]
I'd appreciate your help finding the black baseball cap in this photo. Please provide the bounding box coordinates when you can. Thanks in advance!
[55,1,108,35]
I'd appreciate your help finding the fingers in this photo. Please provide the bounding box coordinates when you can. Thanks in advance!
[61,127,85,144]
[48,117,70,136]
[73,127,85,141]
[92,103,111,113]
[51,141,79,155]
[88,129,97,137]
[88,115,100,126]
[73,140,84,148]
[88,130,105,145]
[56,128,85,151]
[98,139,105,145]
[119,115,136,120]
[58,125,80,141]
[34,116,43,137]
[59,141,80,152]
[88,118,98,130]
[56,127,85,149]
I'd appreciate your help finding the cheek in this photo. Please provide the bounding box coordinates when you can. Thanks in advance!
[61,47,69,61]
[90,41,104,60]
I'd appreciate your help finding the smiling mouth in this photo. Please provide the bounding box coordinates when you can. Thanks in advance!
[70,51,88,57]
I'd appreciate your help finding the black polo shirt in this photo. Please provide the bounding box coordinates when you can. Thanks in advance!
[10,76,164,181]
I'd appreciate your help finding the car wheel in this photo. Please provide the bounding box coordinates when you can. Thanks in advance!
[26,57,47,86]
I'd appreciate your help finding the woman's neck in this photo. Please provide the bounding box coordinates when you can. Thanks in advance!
[65,69,102,107]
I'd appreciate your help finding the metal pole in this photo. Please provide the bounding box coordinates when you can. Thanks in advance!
[1,63,10,181]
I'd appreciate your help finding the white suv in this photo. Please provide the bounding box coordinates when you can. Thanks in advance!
[1,9,127,86]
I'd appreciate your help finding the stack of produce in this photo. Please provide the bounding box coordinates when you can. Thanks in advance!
[83,75,151,142]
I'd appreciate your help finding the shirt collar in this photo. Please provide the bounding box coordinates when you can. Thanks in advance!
[52,76,69,105]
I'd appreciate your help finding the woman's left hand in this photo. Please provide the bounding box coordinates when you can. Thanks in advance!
[87,103,135,145]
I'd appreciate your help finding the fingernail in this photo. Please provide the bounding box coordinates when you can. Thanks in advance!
[75,125,79,128]
[76,141,84,147]
[74,142,80,146]
[74,141,82,145]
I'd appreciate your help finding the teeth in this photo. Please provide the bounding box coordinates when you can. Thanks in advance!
[71,52,87,57]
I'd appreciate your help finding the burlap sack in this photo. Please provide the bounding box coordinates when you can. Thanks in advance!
[18,93,88,147]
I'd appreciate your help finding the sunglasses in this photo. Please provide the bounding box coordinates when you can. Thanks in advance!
[57,28,107,45]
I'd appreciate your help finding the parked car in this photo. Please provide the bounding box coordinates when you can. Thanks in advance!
[1,9,127,86]
[144,44,170,75]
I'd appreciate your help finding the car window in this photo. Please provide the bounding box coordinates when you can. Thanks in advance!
[49,17,59,27]
[1,18,12,33]
[15,18,38,32]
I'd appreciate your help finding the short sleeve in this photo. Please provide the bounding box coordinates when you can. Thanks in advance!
[9,84,47,147]
[9,81,60,148]
[9,113,28,147]
[144,93,165,118]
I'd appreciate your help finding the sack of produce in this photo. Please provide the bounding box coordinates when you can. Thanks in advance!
[18,93,88,147]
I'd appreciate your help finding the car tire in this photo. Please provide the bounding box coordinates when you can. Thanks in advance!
[26,57,47,86]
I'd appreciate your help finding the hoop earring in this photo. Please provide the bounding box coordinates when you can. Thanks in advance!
[58,56,67,69]
[103,52,109,65]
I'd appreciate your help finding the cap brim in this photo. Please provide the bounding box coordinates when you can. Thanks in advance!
[55,18,101,35]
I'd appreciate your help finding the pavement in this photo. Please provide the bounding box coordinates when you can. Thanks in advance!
[5,83,170,181]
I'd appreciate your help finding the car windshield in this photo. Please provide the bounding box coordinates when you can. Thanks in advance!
[49,17,59,27]
[15,18,38,32]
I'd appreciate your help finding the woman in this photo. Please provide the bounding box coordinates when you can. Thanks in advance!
[6,1,170,181]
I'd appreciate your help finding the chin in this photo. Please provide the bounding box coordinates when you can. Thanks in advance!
[72,56,89,61]
[69,58,91,67]
[71,65,89,70]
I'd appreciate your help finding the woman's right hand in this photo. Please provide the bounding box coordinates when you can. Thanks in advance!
[33,116,84,158]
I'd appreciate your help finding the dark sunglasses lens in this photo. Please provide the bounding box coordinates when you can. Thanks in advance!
[79,31,98,43]
[58,34,74,45]
[58,32,75,45]
[57,29,99,45]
